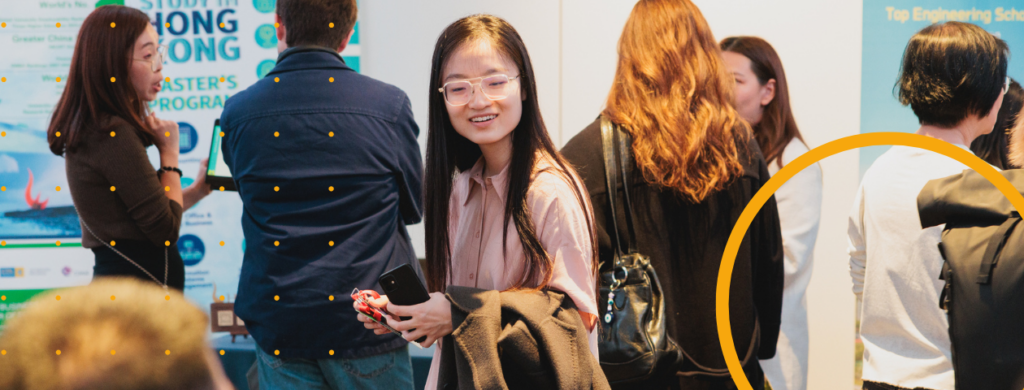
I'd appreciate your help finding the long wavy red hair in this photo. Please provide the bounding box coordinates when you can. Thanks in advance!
[604,0,748,203]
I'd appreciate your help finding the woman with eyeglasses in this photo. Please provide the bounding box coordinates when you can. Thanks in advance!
[356,14,602,388]
[48,5,212,291]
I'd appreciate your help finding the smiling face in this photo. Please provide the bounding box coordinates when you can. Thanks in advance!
[442,39,523,149]
[130,25,164,102]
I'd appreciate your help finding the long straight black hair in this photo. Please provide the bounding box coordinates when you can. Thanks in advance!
[424,15,597,293]
[48,5,153,156]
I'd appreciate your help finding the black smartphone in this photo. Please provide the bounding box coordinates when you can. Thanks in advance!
[378,264,430,343]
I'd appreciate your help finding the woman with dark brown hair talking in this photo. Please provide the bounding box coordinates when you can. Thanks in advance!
[720,36,822,390]
[48,5,211,290]
[561,0,784,389]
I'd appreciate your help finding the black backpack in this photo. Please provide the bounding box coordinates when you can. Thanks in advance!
[918,169,1024,390]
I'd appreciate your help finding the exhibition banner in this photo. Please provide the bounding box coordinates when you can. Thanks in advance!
[0,0,361,328]
[861,0,1024,176]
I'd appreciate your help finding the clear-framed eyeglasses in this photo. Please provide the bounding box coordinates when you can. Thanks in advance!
[438,74,520,106]
[134,44,168,72]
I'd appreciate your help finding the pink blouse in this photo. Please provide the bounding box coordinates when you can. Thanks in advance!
[424,155,599,389]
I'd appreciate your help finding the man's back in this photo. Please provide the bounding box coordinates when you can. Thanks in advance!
[849,146,970,390]
[221,48,422,359]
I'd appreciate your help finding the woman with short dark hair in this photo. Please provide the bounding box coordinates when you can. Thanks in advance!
[971,78,1024,169]
[48,5,211,290]
[849,21,1008,390]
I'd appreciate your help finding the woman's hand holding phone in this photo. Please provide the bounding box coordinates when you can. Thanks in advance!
[355,295,397,336]
[355,292,453,348]
[384,292,452,348]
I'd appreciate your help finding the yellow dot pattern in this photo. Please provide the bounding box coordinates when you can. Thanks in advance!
[56,350,61,355]
[1,23,6,28]
[165,295,170,301]
[274,240,280,246]
[165,241,171,247]
[55,241,61,246]
[329,295,334,301]
[1,350,5,355]
[56,131,61,137]
[110,350,116,355]
[329,350,334,356]
[110,295,115,300]
[328,131,334,137]
[110,186,116,192]
[165,77,170,82]
[110,77,116,83]
[220,131,225,137]
[165,131,170,137]
[56,23,60,28]
[110,22,115,28]
[219,350,225,355]
[274,131,280,137]
[165,22,170,28]
[56,186,61,191]
[1,77,5,82]
[1,295,5,301]
[220,22,225,28]
[55,295,61,301]
[219,295,225,301]
[329,77,334,83]
[274,186,280,192]
[56,77,61,83]
[165,350,171,355]
[110,240,116,246]
[220,77,225,83]
[1,241,5,246]
[329,240,334,246]
[219,186,225,191]
[274,295,280,301]
[1,186,5,191]
[220,241,225,246]
[165,186,170,192]
[329,186,334,192]
[330,22,335,28]
[274,77,280,83]
[110,131,116,137]
[274,350,280,356]
[274,22,280,28]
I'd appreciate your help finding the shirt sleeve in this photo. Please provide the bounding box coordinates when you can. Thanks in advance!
[392,93,423,225]
[848,184,868,298]
[774,160,823,289]
[94,121,182,246]
[528,171,599,318]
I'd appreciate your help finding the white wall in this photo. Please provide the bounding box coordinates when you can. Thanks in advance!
[362,1,862,388]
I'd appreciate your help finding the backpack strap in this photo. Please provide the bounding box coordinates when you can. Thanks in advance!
[978,211,1022,284]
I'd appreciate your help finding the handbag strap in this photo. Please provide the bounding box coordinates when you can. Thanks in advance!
[80,219,169,289]
[601,117,626,259]
[977,211,1021,284]
[600,116,639,258]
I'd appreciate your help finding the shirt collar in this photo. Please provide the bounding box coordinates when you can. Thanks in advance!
[461,157,511,206]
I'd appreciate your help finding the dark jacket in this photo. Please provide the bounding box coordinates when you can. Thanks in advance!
[561,119,784,389]
[436,286,611,390]
[220,46,423,359]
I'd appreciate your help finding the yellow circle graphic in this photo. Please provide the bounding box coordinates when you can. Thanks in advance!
[717,132,1024,389]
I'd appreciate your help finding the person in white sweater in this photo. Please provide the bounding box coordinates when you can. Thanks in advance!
[722,36,823,390]
[848,22,1008,390]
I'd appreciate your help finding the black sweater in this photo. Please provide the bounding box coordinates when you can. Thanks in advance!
[561,118,784,388]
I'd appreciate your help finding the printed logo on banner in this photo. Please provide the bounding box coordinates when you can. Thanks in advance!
[178,234,206,266]
[178,122,199,154]
[257,60,276,79]
[96,0,125,6]
[62,266,72,277]
[255,24,278,49]
[0,268,14,278]
[253,0,276,13]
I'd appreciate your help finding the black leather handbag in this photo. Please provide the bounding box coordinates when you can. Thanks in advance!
[597,117,682,385]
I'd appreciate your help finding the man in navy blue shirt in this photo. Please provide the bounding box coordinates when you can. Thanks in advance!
[219,1,421,388]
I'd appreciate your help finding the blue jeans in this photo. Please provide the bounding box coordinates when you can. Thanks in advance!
[256,346,414,390]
